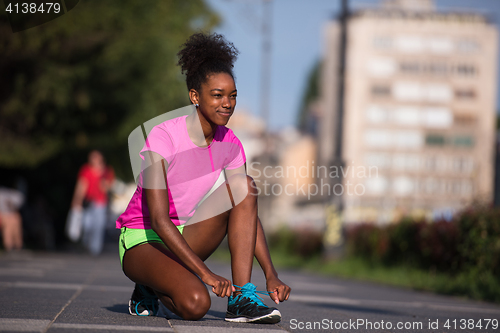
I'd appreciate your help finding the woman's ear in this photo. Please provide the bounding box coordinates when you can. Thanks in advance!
[189,89,199,106]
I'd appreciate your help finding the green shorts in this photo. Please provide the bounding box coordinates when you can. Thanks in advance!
[119,225,184,268]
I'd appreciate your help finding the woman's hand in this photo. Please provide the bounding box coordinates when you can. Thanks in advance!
[202,271,235,298]
[266,275,291,304]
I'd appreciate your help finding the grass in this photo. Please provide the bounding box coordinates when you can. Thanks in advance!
[210,246,500,303]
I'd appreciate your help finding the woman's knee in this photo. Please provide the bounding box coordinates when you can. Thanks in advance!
[175,287,211,320]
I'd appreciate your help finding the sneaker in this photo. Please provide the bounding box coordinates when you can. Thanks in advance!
[128,284,159,316]
[225,282,281,324]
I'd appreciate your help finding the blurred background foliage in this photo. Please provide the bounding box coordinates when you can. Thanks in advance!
[0,0,219,247]
[345,206,500,302]
[268,205,500,302]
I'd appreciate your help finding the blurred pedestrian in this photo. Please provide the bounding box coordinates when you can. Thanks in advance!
[0,187,24,252]
[70,150,114,255]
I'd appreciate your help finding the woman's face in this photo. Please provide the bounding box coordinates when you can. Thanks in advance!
[190,72,237,126]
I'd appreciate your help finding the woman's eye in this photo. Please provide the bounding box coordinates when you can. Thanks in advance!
[231,95,237,98]
[213,94,222,97]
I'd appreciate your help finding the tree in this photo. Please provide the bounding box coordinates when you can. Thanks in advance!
[297,60,321,134]
[0,0,219,248]
[0,0,219,174]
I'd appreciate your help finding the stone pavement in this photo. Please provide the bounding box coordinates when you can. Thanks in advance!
[1,247,500,333]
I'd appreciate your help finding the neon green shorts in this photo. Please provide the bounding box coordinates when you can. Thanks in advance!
[119,225,184,268]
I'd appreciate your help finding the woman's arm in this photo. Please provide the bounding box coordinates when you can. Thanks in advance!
[143,152,233,297]
[225,164,291,303]
[254,217,291,303]
[71,178,87,209]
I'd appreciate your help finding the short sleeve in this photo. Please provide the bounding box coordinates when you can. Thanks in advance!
[105,167,115,181]
[77,165,90,181]
[225,131,246,170]
[140,125,175,165]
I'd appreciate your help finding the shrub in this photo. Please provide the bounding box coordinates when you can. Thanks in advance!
[268,226,323,258]
[344,205,500,301]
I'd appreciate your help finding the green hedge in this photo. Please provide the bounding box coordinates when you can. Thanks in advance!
[345,205,500,301]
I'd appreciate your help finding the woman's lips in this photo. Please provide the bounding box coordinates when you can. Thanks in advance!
[217,111,232,117]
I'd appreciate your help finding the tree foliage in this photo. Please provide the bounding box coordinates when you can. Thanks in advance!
[297,60,320,133]
[0,0,219,173]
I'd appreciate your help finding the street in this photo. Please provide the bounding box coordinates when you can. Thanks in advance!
[0,246,499,333]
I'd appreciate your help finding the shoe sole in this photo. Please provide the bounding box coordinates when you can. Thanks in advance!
[128,300,153,316]
[225,309,281,324]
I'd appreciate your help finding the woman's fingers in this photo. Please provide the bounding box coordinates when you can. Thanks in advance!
[270,290,279,304]
[284,285,291,301]
[270,284,292,303]
[210,276,233,297]
[279,284,291,302]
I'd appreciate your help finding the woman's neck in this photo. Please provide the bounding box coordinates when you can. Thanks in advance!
[186,110,217,146]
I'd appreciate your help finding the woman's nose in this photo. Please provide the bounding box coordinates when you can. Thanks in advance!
[222,96,231,108]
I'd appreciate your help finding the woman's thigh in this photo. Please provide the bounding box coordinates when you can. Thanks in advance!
[181,212,228,261]
[182,174,254,261]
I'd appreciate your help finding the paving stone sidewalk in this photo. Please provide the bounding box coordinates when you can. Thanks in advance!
[1,247,499,333]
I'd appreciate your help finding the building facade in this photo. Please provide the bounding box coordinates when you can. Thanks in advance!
[320,0,498,224]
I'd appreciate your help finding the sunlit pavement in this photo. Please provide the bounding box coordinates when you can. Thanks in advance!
[0,245,499,333]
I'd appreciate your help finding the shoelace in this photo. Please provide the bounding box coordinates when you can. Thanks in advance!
[233,283,272,307]
[135,286,158,316]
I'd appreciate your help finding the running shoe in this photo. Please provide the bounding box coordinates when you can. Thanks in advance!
[225,282,281,323]
[128,284,159,316]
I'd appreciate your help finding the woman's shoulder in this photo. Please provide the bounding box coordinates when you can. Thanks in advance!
[216,125,239,142]
[155,115,187,133]
[147,115,187,141]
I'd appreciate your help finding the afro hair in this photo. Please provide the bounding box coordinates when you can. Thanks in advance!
[177,33,239,92]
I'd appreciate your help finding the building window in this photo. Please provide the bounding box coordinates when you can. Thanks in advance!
[457,40,479,53]
[453,136,474,147]
[456,64,476,77]
[426,84,452,102]
[366,105,389,123]
[365,177,388,194]
[396,36,424,53]
[392,154,420,171]
[365,130,392,148]
[426,157,437,171]
[425,178,439,193]
[400,62,420,73]
[367,58,396,77]
[428,63,447,75]
[426,134,446,146]
[393,106,419,126]
[452,157,474,173]
[365,153,391,169]
[371,85,391,97]
[454,113,477,126]
[461,181,473,195]
[455,89,476,99]
[395,131,423,148]
[452,181,463,194]
[373,36,393,49]
[393,82,422,100]
[393,176,414,196]
[423,107,453,128]
[427,38,454,54]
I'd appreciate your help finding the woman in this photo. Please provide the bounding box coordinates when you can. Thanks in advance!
[116,33,290,323]
[70,150,114,255]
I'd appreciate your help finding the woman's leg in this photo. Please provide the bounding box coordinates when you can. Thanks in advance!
[123,243,211,320]
[0,212,23,251]
[122,174,257,320]
[182,174,258,288]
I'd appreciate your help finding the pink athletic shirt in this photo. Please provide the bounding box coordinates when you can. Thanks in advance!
[116,115,246,229]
